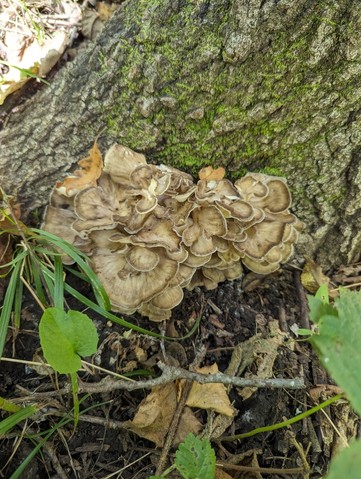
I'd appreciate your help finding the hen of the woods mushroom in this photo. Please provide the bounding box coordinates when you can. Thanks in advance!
[43,143,303,321]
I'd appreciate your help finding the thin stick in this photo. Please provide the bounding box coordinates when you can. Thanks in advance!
[216,462,304,475]
[78,362,305,394]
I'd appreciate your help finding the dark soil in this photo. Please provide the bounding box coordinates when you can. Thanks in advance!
[0,267,356,479]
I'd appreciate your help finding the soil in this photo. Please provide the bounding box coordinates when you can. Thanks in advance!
[0,267,356,479]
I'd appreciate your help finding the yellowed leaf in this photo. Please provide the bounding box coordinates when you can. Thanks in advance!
[301,256,329,293]
[123,383,201,447]
[96,2,118,21]
[198,166,226,181]
[0,76,31,106]
[56,142,103,196]
[185,364,234,417]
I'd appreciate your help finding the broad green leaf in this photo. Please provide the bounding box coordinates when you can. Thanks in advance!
[307,296,337,324]
[326,440,361,479]
[175,433,216,479]
[39,307,98,374]
[309,290,361,415]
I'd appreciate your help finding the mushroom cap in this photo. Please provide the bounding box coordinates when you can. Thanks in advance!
[126,245,160,271]
[195,178,239,203]
[233,215,295,260]
[182,206,227,256]
[221,219,247,242]
[187,270,219,290]
[89,229,129,253]
[151,285,184,309]
[216,199,255,221]
[163,196,196,228]
[235,174,291,212]
[91,248,179,311]
[242,256,281,274]
[184,252,212,267]
[127,216,182,253]
[42,205,85,264]
[157,164,194,195]
[169,264,196,288]
[137,302,172,322]
[43,143,303,322]
[104,144,147,184]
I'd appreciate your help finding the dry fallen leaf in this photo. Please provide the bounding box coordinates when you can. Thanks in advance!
[215,467,234,479]
[198,166,226,181]
[301,256,336,296]
[0,31,70,105]
[96,2,118,21]
[56,142,103,196]
[237,321,290,400]
[185,364,234,417]
[0,192,26,273]
[123,382,201,447]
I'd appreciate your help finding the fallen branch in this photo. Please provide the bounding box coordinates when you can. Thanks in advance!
[78,361,305,394]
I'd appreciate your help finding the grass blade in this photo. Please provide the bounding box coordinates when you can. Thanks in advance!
[31,229,111,311]
[53,255,64,310]
[0,259,22,358]
[13,274,24,329]
[29,257,48,306]
[9,396,97,479]
[0,405,37,437]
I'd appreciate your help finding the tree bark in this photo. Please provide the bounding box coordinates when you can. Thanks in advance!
[1,0,361,268]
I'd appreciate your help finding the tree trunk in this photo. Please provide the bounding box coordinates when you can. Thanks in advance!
[1,0,360,268]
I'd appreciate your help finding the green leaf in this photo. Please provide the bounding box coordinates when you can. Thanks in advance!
[175,434,216,479]
[0,406,37,437]
[326,440,361,479]
[39,307,98,374]
[307,296,337,324]
[309,290,361,415]
[0,259,22,358]
[315,283,330,303]
[31,228,111,311]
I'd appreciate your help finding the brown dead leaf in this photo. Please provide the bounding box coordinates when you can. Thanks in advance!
[185,364,234,417]
[96,2,118,21]
[123,383,201,447]
[301,256,337,297]
[0,192,26,273]
[198,166,226,181]
[215,467,234,479]
[309,384,343,402]
[238,321,289,400]
[56,142,103,196]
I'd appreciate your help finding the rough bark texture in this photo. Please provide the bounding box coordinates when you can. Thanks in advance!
[1,0,361,267]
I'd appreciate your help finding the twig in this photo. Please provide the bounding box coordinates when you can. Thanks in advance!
[43,441,68,479]
[14,362,305,402]
[286,430,310,478]
[78,362,305,394]
[216,462,304,475]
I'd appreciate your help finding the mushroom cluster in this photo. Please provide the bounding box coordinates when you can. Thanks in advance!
[43,144,303,321]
